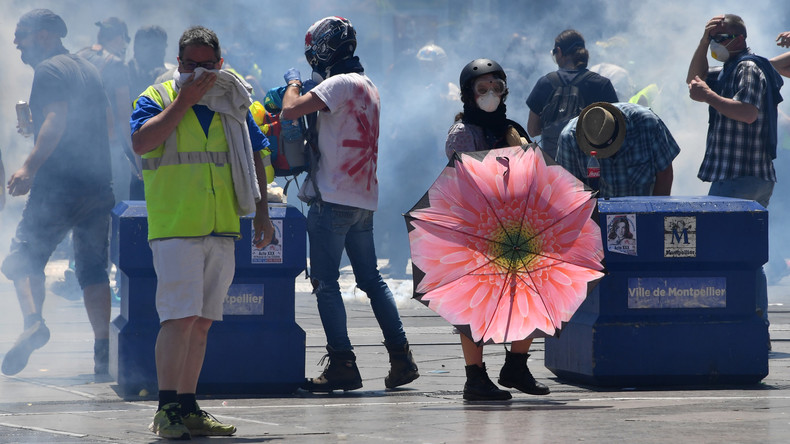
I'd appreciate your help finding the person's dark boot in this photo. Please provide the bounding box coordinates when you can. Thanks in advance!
[498,350,550,395]
[463,363,512,401]
[302,346,363,393]
[384,342,419,389]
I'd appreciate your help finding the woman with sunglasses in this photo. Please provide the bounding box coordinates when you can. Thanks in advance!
[444,59,549,401]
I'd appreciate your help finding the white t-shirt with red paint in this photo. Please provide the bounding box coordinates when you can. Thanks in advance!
[304,72,381,211]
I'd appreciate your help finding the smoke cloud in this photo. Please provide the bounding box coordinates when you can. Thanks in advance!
[1,0,789,314]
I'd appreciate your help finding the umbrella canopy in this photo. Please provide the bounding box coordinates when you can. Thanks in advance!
[405,145,604,345]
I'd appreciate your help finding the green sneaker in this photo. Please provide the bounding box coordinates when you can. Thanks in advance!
[149,403,190,440]
[182,409,236,436]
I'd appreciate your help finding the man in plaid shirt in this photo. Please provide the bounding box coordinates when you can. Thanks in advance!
[687,14,783,208]
[556,101,679,197]
[686,13,784,328]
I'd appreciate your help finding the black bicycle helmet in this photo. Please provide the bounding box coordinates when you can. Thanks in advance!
[459,58,506,89]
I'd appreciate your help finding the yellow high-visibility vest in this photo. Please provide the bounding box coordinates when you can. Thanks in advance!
[137,80,241,240]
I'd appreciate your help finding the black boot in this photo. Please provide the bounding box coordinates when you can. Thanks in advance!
[463,363,512,401]
[498,350,550,395]
[302,346,363,393]
[384,342,419,389]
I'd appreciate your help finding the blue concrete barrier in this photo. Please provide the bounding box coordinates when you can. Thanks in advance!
[109,201,306,396]
[545,196,769,386]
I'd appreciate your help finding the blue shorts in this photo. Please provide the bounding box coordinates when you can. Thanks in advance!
[1,185,114,288]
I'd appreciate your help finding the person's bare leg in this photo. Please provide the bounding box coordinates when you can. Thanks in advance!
[13,274,46,317]
[155,316,198,391]
[461,334,484,366]
[82,282,111,339]
[177,317,212,394]
[460,334,510,400]
[511,338,533,354]
[2,275,50,376]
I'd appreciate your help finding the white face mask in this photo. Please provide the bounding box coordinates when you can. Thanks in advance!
[710,40,731,63]
[173,67,219,91]
[476,91,501,113]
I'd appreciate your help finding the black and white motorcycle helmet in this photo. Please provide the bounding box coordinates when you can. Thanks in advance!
[304,16,357,73]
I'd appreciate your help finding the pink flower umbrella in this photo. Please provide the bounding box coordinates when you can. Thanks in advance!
[405,145,604,345]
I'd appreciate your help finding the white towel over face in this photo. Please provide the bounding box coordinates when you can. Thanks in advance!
[173,67,254,123]
[177,68,261,214]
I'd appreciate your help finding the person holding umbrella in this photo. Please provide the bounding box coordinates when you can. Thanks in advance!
[444,59,550,401]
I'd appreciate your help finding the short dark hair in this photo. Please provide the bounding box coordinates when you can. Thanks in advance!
[135,25,167,46]
[96,17,129,45]
[554,29,589,69]
[178,26,220,60]
[723,14,747,38]
[18,9,67,38]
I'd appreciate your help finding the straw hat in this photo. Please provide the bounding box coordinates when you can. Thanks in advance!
[575,102,627,158]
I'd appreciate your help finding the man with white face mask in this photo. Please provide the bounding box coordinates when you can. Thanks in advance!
[131,25,273,439]
[686,14,783,330]
[687,14,783,208]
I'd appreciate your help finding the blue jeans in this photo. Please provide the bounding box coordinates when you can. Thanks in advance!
[709,176,773,323]
[708,176,774,208]
[307,201,407,351]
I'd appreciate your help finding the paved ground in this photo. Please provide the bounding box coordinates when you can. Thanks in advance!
[2,260,790,443]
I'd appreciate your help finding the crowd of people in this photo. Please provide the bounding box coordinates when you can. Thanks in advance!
[2,6,790,440]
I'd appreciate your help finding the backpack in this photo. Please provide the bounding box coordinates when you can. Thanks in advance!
[539,70,594,159]
[260,87,312,178]
[253,86,322,200]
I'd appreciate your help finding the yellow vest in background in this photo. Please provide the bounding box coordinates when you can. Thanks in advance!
[250,100,275,184]
[138,80,241,241]
[629,84,659,109]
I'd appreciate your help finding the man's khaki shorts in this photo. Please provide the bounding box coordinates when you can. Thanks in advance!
[150,236,235,322]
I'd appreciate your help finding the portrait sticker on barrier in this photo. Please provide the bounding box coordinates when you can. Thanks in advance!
[252,219,283,264]
[606,214,637,256]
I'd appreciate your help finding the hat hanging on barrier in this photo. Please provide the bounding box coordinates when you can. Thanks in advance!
[575,102,627,158]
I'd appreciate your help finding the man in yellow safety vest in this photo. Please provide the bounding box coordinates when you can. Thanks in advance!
[130,25,273,439]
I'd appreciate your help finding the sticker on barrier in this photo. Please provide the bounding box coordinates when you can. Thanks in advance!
[664,216,696,258]
[606,214,637,256]
[252,219,283,264]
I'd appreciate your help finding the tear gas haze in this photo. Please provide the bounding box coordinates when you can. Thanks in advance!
[1,0,789,378]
